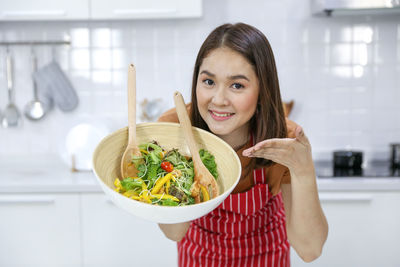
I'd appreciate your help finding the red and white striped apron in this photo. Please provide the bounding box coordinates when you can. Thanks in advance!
[177,168,290,267]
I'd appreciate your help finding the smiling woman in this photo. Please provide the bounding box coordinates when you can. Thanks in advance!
[195,47,259,150]
[157,22,328,266]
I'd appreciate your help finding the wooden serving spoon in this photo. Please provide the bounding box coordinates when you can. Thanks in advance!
[173,91,219,203]
[120,64,142,179]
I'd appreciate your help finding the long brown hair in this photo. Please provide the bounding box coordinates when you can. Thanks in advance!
[190,23,287,167]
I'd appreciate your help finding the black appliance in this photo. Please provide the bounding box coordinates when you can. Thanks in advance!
[315,149,400,178]
[391,143,400,169]
[333,150,363,177]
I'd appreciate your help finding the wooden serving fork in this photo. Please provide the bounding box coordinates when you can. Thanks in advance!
[173,91,219,203]
[120,64,142,179]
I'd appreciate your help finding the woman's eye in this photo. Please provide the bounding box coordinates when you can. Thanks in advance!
[232,83,243,90]
[203,79,214,86]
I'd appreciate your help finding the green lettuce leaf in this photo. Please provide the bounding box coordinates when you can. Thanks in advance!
[199,149,218,180]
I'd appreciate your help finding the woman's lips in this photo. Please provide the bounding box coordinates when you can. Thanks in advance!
[209,110,234,121]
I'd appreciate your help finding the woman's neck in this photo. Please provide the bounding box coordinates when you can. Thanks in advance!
[217,123,250,151]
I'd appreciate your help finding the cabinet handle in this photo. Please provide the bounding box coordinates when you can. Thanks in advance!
[1,10,67,17]
[319,193,373,203]
[0,196,55,204]
[112,9,177,16]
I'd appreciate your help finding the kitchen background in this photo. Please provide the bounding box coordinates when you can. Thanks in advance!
[1,0,400,267]
[0,0,399,162]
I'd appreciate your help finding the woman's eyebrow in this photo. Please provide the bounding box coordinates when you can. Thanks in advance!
[199,70,215,77]
[228,74,249,81]
[200,70,250,81]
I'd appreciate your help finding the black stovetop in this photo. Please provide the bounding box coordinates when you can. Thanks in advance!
[315,160,400,178]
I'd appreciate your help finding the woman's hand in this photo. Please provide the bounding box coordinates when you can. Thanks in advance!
[242,125,314,177]
[243,126,328,261]
[159,222,191,242]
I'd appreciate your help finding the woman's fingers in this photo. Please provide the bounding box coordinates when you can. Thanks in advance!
[251,149,288,166]
[252,147,289,159]
[243,146,289,164]
[242,125,313,173]
[255,138,293,149]
[295,125,310,145]
[243,126,310,156]
[243,138,292,156]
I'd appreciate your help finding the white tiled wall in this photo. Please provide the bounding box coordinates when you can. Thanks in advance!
[0,0,399,162]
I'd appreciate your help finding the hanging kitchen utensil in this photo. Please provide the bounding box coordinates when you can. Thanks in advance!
[2,48,21,128]
[120,64,142,179]
[24,47,46,121]
[33,45,78,112]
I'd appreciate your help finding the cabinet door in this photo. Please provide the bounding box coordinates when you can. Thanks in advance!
[81,193,178,267]
[0,193,81,267]
[90,0,202,20]
[0,0,89,21]
[291,192,400,267]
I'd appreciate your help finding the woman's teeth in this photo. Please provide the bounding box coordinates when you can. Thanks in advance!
[211,111,233,117]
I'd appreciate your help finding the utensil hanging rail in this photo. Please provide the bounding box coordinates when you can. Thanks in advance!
[0,40,71,46]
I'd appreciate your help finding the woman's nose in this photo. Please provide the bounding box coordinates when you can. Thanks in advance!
[211,88,229,106]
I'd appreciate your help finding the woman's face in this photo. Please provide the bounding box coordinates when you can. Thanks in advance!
[196,47,259,144]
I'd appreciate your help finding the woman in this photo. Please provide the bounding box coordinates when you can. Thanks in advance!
[158,23,328,266]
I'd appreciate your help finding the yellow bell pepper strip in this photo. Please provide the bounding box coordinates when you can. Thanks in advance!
[164,170,178,194]
[114,178,123,192]
[140,149,149,154]
[164,173,178,194]
[134,178,151,203]
[166,180,171,194]
[200,184,210,202]
[151,173,175,194]
[114,178,122,187]
[123,190,138,198]
[150,194,180,202]
[140,190,151,203]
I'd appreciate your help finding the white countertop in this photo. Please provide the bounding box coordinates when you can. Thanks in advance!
[1,155,400,193]
[0,155,100,193]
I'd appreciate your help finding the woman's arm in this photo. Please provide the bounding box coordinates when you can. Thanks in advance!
[243,125,328,262]
[158,222,191,242]
[281,176,328,262]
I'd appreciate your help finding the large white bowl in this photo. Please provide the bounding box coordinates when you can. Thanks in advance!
[92,122,241,224]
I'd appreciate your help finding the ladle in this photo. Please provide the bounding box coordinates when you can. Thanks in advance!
[24,47,46,121]
[120,64,142,179]
[2,49,21,128]
[173,91,219,203]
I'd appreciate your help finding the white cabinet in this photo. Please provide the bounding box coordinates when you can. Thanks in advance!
[0,193,81,267]
[0,192,178,267]
[90,0,202,20]
[0,0,89,21]
[80,193,177,267]
[3,189,398,267]
[0,0,202,21]
[291,192,400,267]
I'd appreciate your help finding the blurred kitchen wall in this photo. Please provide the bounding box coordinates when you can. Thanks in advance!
[0,0,399,161]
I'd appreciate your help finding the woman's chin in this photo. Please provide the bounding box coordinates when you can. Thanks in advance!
[206,124,232,137]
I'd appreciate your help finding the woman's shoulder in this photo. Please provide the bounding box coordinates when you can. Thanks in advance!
[285,117,298,138]
[157,103,192,123]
